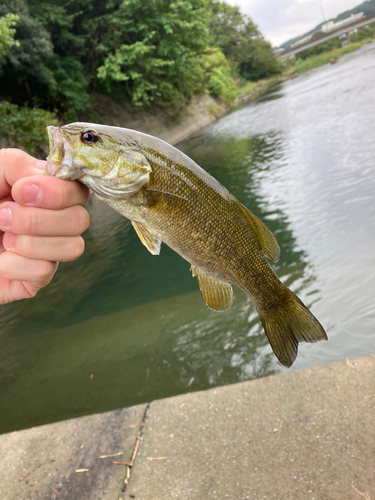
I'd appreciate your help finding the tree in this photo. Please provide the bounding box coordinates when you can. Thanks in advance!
[0,13,19,56]
[26,0,215,108]
[93,0,212,106]
[208,0,280,81]
[298,37,341,60]
[0,0,53,81]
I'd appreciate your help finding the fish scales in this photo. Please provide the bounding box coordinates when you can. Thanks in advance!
[124,147,288,310]
[46,122,327,367]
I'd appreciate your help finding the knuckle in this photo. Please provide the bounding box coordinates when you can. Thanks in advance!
[0,148,27,162]
[25,209,43,235]
[70,206,90,234]
[36,260,56,284]
[58,181,72,210]
[74,236,85,259]
[65,236,85,261]
[18,235,34,256]
[81,208,90,232]
[24,286,38,299]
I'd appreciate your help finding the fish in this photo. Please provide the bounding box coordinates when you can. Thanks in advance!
[46,122,327,367]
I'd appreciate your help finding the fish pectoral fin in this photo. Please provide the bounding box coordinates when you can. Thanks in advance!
[131,221,162,255]
[238,202,280,263]
[191,266,233,311]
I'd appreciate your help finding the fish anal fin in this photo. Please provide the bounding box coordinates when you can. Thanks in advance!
[238,202,280,263]
[259,293,327,367]
[191,266,233,311]
[131,220,162,255]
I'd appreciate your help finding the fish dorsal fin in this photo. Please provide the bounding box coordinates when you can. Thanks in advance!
[237,202,280,263]
[191,266,233,311]
[131,221,162,255]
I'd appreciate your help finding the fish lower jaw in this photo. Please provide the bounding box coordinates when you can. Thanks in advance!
[45,161,85,181]
[80,173,150,200]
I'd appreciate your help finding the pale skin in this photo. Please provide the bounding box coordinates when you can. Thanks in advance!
[0,148,90,304]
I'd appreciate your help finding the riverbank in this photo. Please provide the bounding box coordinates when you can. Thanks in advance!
[116,38,375,147]
[282,38,375,77]
[1,355,374,500]
[85,78,276,148]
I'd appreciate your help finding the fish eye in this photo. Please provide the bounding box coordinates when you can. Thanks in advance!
[80,130,98,144]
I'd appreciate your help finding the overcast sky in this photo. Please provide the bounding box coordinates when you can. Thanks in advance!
[225,0,365,47]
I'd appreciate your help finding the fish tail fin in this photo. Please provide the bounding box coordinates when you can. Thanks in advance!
[258,292,327,368]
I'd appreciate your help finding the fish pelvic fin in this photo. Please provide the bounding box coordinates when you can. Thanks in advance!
[237,202,280,263]
[191,266,233,311]
[131,220,162,255]
[259,292,327,368]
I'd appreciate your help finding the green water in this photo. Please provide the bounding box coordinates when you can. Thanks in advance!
[1,44,375,434]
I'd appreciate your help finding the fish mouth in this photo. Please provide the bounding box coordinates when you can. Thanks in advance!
[45,126,85,180]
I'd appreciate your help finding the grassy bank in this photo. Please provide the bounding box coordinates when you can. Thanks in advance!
[282,38,374,76]
[229,77,281,108]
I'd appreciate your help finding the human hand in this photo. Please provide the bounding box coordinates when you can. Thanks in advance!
[0,148,90,304]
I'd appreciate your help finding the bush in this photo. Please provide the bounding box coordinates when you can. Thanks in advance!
[297,37,341,60]
[0,101,57,156]
[350,24,375,42]
[205,49,237,105]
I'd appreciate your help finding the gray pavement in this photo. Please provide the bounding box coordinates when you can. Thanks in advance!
[1,355,374,500]
[0,406,147,500]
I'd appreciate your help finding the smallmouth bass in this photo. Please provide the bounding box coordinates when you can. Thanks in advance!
[46,122,327,367]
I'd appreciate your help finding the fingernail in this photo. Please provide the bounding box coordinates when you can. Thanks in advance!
[4,232,15,249]
[0,207,11,227]
[21,184,41,204]
[34,160,46,171]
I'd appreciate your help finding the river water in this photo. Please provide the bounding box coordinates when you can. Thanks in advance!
[1,44,375,434]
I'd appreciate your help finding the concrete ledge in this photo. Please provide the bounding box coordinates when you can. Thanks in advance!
[1,355,374,500]
[0,405,147,500]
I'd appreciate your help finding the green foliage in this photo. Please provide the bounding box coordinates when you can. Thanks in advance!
[235,37,281,81]
[208,0,259,59]
[0,0,53,85]
[298,37,341,60]
[283,41,367,76]
[204,49,236,105]
[0,101,57,155]
[94,0,211,107]
[311,30,323,39]
[0,0,281,125]
[296,22,375,62]
[47,54,89,121]
[207,0,280,81]
[0,13,19,56]
[350,24,375,42]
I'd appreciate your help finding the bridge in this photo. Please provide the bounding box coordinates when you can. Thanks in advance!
[277,13,375,60]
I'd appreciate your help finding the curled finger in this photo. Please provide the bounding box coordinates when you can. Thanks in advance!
[3,233,85,262]
[0,251,58,286]
[12,175,90,209]
[0,202,90,237]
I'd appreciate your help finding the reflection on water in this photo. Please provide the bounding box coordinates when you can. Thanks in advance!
[1,44,375,433]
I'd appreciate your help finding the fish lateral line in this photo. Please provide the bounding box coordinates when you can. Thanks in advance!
[142,188,188,202]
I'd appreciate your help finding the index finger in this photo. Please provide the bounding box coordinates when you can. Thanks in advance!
[12,174,90,209]
[0,149,45,199]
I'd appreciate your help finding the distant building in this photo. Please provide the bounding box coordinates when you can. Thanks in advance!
[321,21,335,33]
[321,13,365,33]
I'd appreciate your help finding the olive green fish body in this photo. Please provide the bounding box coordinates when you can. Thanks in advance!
[46,122,327,367]
[104,143,289,311]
